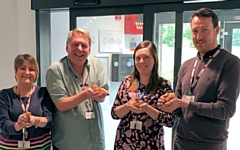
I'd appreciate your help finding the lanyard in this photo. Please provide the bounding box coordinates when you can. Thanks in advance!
[22,128,28,141]
[16,86,32,141]
[16,86,32,113]
[133,80,148,121]
[189,49,221,94]
[71,66,91,115]
[77,72,92,111]
[80,75,89,87]
[20,98,31,113]
[136,80,146,100]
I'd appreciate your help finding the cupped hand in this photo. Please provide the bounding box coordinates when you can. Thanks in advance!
[158,98,182,113]
[83,87,108,102]
[126,101,149,114]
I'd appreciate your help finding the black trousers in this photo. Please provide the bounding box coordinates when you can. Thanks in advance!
[173,141,227,150]
[173,142,198,150]
[52,146,60,150]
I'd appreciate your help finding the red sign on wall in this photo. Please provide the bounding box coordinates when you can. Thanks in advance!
[124,14,143,34]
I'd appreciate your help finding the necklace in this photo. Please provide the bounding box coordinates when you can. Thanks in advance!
[15,86,33,97]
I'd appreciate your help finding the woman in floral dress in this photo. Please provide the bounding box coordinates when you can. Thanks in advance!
[111,40,175,150]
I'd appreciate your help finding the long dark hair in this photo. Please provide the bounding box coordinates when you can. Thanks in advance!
[129,40,162,94]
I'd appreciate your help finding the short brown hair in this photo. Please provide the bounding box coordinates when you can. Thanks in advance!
[191,8,219,28]
[14,54,39,83]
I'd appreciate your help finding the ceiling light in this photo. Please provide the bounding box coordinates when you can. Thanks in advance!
[184,0,225,3]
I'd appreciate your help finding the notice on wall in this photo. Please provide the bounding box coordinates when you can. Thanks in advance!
[99,30,124,53]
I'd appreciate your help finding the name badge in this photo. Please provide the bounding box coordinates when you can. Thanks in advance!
[182,94,195,101]
[18,140,30,148]
[130,121,142,130]
[85,111,95,119]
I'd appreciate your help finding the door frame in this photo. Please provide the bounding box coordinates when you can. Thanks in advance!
[222,22,240,53]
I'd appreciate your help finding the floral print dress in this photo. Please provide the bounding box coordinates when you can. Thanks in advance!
[111,75,175,150]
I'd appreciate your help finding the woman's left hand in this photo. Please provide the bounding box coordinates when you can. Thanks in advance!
[126,101,149,114]
[139,102,149,112]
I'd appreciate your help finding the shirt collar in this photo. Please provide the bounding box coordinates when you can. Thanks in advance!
[66,57,89,78]
[197,45,220,61]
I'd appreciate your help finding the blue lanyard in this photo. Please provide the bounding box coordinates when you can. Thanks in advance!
[133,80,147,120]
[136,80,146,100]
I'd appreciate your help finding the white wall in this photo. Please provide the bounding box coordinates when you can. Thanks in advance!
[0,0,35,89]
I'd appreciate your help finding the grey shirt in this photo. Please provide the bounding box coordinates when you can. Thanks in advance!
[173,47,240,150]
[46,56,109,150]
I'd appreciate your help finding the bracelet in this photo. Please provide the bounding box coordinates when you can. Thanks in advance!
[35,117,40,128]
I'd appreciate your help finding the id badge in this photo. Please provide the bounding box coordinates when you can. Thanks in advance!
[130,121,136,129]
[18,140,30,148]
[130,121,142,130]
[85,111,95,119]
[182,94,195,101]
[136,121,142,130]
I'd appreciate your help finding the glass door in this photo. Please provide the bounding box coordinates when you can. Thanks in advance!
[223,22,240,56]
[153,11,176,150]
[76,14,143,150]
[222,20,240,150]
[150,4,240,150]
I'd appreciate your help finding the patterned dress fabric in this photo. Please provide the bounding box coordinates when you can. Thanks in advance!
[111,75,175,150]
